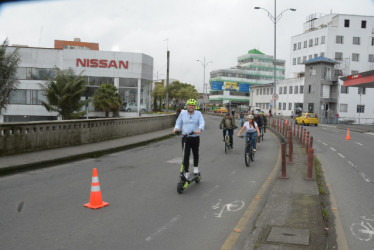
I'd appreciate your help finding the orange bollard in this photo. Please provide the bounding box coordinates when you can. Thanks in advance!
[306,132,310,153]
[288,130,293,163]
[84,168,109,209]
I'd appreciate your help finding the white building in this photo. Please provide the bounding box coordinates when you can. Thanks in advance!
[209,49,285,106]
[2,43,153,122]
[250,78,304,117]
[288,13,374,123]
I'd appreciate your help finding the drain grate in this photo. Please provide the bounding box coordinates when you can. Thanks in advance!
[267,227,310,245]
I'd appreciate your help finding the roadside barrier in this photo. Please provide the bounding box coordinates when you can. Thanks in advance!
[305,148,314,181]
[280,143,288,179]
[288,129,293,163]
[310,136,313,150]
[84,168,109,209]
[306,132,310,153]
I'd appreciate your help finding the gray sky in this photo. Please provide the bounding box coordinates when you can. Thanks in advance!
[1,0,374,92]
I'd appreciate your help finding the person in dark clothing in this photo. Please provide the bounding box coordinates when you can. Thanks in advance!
[261,111,267,133]
[254,111,263,142]
[219,112,236,149]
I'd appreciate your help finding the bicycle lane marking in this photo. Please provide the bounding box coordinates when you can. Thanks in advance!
[220,136,281,250]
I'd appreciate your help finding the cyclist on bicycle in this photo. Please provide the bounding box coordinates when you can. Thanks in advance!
[173,99,205,179]
[237,115,260,152]
[219,112,236,149]
[254,111,264,143]
[260,111,267,133]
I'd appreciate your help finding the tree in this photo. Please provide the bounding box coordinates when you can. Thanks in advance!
[93,83,122,118]
[0,38,21,114]
[39,68,89,120]
[152,82,165,111]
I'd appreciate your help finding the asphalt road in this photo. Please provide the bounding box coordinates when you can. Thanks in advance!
[0,115,279,250]
[303,124,374,250]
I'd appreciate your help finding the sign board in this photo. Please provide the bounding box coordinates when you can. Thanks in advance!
[272,94,279,101]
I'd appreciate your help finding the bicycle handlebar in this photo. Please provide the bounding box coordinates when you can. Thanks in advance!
[175,131,195,137]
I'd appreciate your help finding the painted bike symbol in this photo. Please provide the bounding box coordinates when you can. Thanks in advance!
[211,199,245,218]
[350,215,374,242]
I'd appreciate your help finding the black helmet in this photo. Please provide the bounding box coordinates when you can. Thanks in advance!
[225,112,230,116]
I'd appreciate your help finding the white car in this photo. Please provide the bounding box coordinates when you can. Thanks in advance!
[124,103,147,112]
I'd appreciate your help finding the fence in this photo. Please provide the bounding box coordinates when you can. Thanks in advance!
[0,115,176,156]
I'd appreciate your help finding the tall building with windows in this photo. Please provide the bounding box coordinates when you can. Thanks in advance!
[2,40,153,122]
[209,49,285,106]
[289,13,374,123]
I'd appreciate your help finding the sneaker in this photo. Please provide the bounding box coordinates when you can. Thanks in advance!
[253,149,257,152]
[193,172,200,177]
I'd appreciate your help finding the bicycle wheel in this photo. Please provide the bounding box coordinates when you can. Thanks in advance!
[244,144,250,167]
[261,129,264,141]
[225,135,230,153]
[250,146,255,161]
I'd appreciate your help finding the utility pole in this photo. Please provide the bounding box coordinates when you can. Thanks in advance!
[197,57,212,111]
[165,39,170,113]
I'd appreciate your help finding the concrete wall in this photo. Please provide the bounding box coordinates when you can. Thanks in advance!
[0,115,175,156]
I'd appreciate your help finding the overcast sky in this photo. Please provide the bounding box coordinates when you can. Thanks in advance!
[1,0,374,92]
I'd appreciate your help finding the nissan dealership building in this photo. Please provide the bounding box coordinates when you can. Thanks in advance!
[2,42,153,122]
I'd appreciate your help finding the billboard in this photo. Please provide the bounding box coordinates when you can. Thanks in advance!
[225,82,237,90]
[239,83,250,92]
[211,81,223,90]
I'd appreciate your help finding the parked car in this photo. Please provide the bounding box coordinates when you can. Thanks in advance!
[296,113,318,126]
[214,107,228,113]
[122,102,147,112]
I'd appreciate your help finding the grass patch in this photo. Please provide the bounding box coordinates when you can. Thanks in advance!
[314,157,326,195]
[322,208,329,222]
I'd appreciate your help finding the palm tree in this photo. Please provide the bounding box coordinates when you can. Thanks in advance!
[0,38,21,114]
[92,83,122,118]
[39,68,89,120]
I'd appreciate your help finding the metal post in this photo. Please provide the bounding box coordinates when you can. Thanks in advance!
[166,50,170,113]
[288,129,293,163]
[306,148,314,181]
[280,143,288,179]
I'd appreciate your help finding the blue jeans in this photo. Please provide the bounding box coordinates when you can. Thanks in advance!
[240,118,245,127]
[245,131,257,150]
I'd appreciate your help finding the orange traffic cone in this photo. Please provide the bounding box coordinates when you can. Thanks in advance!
[84,168,109,209]
[345,129,351,140]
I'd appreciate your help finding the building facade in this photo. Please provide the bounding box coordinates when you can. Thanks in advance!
[209,49,285,106]
[2,41,153,122]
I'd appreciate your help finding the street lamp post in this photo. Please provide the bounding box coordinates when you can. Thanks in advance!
[255,0,296,116]
[197,57,212,111]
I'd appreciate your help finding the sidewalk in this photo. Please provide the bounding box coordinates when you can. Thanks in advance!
[0,128,174,176]
[241,126,333,249]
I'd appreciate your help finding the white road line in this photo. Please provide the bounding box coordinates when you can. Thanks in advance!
[348,161,355,167]
[319,124,336,128]
[337,153,345,159]
[330,147,337,151]
[145,215,180,242]
[359,172,371,183]
[365,132,374,136]
[322,142,328,146]
[354,142,363,146]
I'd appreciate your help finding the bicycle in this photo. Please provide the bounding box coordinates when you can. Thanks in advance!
[240,135,255,167]
[224,129,231,153]
[175,131,201,194]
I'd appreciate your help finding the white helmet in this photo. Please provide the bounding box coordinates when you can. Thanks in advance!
[254,110,260,115]
[247,115,254,119]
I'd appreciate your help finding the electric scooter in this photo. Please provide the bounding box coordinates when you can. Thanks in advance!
[175,131,201,194]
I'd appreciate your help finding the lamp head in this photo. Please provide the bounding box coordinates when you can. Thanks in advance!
[290,8,296,11]
[254,7,260,9]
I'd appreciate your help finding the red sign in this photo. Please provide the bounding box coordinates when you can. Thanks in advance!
[76,58,128,69]
[347,74,361,80]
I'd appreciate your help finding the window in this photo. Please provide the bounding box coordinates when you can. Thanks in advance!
[321,36,325,44]
[270,88,273,94]
[341,85,349,94]
[278,103,282,110]
[310,65,316,75]
[314,54,318,58]
[361,20,367,28]
[308,85,313,93]
[303,41,307,48]
[351,70,359,74]
[267,88,270,95]
[279,87,282,94]
[288,103,292,110]
[335,52,343,60]
[293,58,296,65]
[352,53,360,62]
[303,56,307,62]
[289,86,293,94]
[344,19,350,27]
[295,86,298,94]
[63,45,68,49]
[298,42,301,49]
[369,54,374,62]
[297,57,301,64]
[336,36,344,44]
[353,37,360,45]
[340,104,348,112]
[283,86,287,94]
[323,67,332,80]
[357,105,365,113]
[260,89,262,95]
[372,37,374,46]
[256,89,259,95]
[309,55,312,60]
[309,39,313,47]
[293,43,297,51]
[283,103,286,110]
[358,87,366,95]
[315,37,319,45]
[300,86,304,94]
[320,52,325,57]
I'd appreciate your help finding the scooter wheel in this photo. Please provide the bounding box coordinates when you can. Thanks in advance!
[195,174,201,183]
[177,182,184,194]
